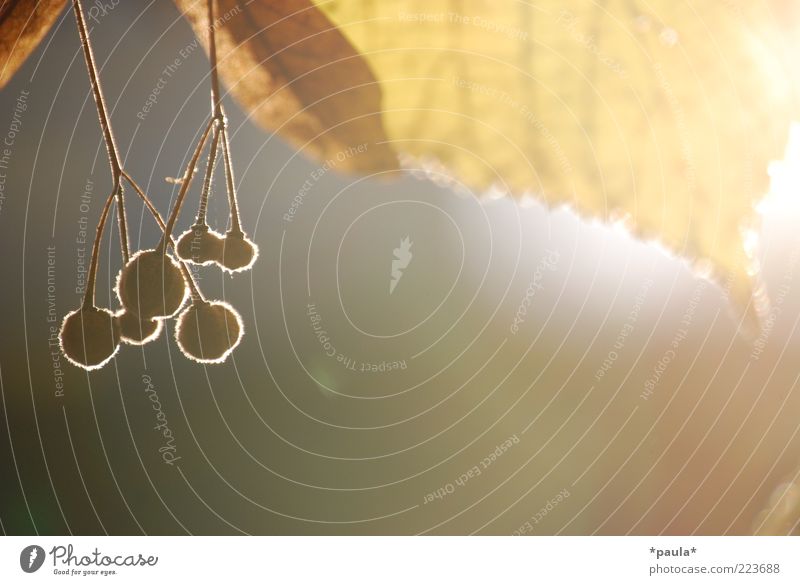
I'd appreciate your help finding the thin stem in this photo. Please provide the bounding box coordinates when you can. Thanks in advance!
[72,0,121,177]
[82,189,116,309]
[114,179,130,263]
[207,0,223,120]
[121,172,163,230]
[72,0,129,262]
[185,267,204,302]
[220,125,242,235]
[122,171,204,301]
[159,118,216,250]
[206,0,242,236]
[196,126,221,227]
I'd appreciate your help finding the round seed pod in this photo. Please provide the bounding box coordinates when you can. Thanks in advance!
[175,299,242,363]
[117,310,163,346]
[176,225,224,265]
[116,249,188,319]
[219,230,258,273]
[59,306,120,370]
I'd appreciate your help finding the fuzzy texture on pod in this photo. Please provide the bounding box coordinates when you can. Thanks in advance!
[116,249,188,319]
[219,231,258,273]
[176,225,224,265]
[59,306,121,370]
[118,310,163,346]
[175,299,243,363]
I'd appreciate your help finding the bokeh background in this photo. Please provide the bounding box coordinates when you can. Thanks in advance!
[1,1,800,535]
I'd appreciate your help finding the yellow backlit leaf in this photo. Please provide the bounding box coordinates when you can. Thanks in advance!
[314,0,799,326]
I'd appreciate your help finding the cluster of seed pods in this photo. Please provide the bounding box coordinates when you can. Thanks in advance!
[59,0,256,371]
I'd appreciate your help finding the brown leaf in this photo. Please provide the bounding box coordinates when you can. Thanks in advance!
[173,0,397,173]
[0,0,67,88]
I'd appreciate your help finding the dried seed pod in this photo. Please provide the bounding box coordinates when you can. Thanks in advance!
[117,310,163,346]
[59,306,120,370]
[176,224,224,265]
[175,299,242,363]
[116,249,188,319]
[219,230,258,273]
